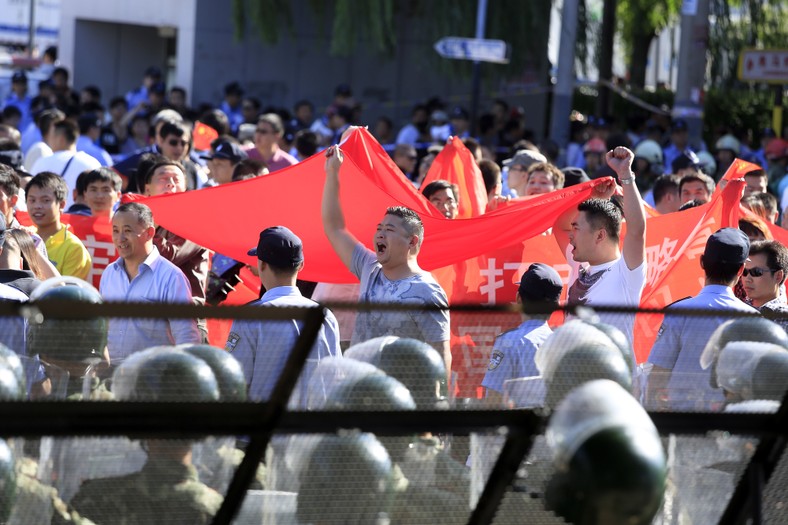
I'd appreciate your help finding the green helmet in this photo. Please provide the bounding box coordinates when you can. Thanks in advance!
[0,344,26,397]
[586,321,635,373]
[535,320,620,376]
[112,347,220,402]
[700,318,788,388]
[177,344,247,402]
[544,342,631,409]
[752,349,788,401]
[0,439,15,523]
[297,433,393,525]
[546,380,666,525]
[325,373,416,412]
[27,278,107,362]
[346,337,447,409]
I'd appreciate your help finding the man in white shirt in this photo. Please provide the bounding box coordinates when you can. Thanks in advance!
[30,120,101,208]
[553,147,647,346]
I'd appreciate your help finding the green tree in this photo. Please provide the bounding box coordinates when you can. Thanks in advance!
[616,0,681,88]
[231,0,553,79]
[708,0,787,88]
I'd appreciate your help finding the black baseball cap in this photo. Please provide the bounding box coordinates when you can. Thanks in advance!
[517,263,563,303]
[11,71,27,83]
[145,66,162,78]
[248,226,304,268]
[671,119,689,132]
[704,228,750,265]
[201,142,248,163]
[450,106,469,121]
[149,81,166,95]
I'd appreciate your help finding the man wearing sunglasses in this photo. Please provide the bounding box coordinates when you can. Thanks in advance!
[743,240,788,331]
[647,228,759,411]
[246,113,297,172]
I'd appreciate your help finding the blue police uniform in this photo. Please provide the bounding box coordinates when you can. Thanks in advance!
[648,285,759,411]
[225,286,341,405]
[482,319,552,394]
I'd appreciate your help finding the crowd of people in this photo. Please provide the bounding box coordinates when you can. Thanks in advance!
[0,57,787,523]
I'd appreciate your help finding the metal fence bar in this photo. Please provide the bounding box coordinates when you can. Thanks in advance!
[466,418,543,525]
[211,306,327,525]
[717,391,788,525]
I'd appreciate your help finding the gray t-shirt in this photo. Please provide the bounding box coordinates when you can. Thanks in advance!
[350,244,450,345]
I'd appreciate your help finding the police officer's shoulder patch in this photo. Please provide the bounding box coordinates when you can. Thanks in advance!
[226,332,241,352]
[488,350,504,371]
[656,324,665,340]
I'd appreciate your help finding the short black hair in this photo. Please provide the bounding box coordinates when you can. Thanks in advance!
[478,159,501,194]
[577,198,622,243]
[750,240,788,285]
[36,108,65,136]
[294,130,318,158]
[385,206,424,249]
[52,119,79,145]
[0,164,20,198]
[116,202,154,229]
[652,174,681,205]
[77,167,122,195]
[232,159,267,182]
[81,85,102,101]
[143,160,185,187]
[679,173,715,196]
[158,121,188,140]
[199,109,231,137]
[26,171,67,203]
[109,96,128,110]
[422,180,458,201]
[702,257,744,284]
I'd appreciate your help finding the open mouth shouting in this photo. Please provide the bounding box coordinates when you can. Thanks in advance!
[376,242,387,256]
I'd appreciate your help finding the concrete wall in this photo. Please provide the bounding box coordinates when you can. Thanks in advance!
[58,0,549,137]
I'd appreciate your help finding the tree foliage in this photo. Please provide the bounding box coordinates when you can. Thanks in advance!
[616,0,682,87]
[708,0,787,88]
[231,0,553,79]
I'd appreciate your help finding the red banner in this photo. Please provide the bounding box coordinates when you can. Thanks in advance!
[421,137,488,218]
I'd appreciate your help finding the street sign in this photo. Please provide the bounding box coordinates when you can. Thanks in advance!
[434,37,509,64]
[738,49,788,84]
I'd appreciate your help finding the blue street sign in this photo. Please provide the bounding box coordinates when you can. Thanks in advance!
[434,37,510,64]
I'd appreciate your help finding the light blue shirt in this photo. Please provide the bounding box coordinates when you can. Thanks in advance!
[225,286,341,405]
[100,246,200,360]
[648,285,759,411]
[482,319,552,394]
[20,122,41,155]
[76,136,113,166]
[2,93,32,131]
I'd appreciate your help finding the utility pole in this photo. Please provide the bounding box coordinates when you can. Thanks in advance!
[470,0,488,135]
[596,0,617,117]
[27,0,36,58]
[549,0,579,149]
[674,0,711,147]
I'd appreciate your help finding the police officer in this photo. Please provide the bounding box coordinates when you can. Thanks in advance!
[225,226,341,406]
[544,380,666,525]
[297,433,395,525]
[482,263,562,406]
[27,278,110,400]
[647,228,760,411]
[69,348,224,524]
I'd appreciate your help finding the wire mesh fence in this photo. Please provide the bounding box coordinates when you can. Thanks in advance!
[0,296,786,524]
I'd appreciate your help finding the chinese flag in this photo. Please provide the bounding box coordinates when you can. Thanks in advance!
[422,137,488,218]
[193,122,219,152]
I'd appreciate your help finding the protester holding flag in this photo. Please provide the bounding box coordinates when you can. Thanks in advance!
[554,146,647,346]
[322,144,451,377]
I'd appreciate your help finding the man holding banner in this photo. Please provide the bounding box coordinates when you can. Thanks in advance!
[322,145,451,377]
[555,147,647,346]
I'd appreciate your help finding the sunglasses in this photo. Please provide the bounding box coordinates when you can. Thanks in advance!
[168,139,188,147]
[742,267,775,277]
[256,128,272,135]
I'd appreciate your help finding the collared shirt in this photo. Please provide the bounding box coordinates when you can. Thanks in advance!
[225,286,341,406]
[76,135,113,166]
[100,246,200,360]
[44,224,92,281]
[482,319,552,394]
[648,285,759,411]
